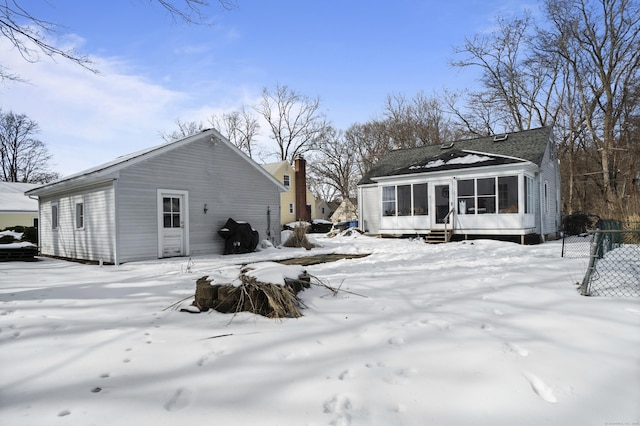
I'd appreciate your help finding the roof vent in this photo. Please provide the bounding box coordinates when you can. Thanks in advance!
[493,133,508,142]
[440,142,454,149]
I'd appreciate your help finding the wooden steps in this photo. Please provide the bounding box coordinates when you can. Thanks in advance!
[424,230,451,244]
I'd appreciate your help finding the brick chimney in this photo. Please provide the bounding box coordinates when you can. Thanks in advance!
[294,156,310,222]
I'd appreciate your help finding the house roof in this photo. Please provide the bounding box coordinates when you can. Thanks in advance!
[0,182,39,212]
[358,126,553,185]
[27,129,287,196]
[261,161,290,175]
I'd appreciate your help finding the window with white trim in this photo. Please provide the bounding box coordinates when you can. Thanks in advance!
[75,202,84,229]
[525,176,534,214]
[283,174,291,188]
[458,176,518,214]
[381,184,428,217]
[544,181,549,215]
[289,202,294,214]
[51,203,59,230]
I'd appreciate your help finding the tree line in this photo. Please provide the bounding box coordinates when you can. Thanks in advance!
[2,0,638,221]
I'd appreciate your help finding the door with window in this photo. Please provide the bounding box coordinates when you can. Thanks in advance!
[432,183,452,227]
[157,190,188,257]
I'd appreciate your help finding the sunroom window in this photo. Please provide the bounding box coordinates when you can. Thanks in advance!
[382,186,396,216]
[498,176,518,213]
[477,178,496,214]
[458,176,519,215]
[457,179,475,214]
[397,185,411,216]
[382,184,428,217]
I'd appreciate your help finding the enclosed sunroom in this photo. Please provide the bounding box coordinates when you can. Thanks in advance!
[357,127,561,243]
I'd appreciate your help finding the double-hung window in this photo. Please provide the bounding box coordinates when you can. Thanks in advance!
[382,186,396,216]
[75,202,84,229]
[51,203,59,230]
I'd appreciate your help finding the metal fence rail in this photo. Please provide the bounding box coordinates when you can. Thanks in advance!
[579,229,640,297]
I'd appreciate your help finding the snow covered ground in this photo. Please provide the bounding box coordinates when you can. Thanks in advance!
[1,233,638,426]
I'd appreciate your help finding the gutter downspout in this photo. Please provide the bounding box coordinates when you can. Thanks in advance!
[28,195,41,254]
[113,179,119,265]
[539,175,545,243]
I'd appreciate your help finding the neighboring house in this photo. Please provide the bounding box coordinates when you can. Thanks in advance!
[315,199,333,221]
[26,129,286,264]
[0,182,39,229]
[261,156,320,227]
[330,198,358,223]
[357,126,561,243]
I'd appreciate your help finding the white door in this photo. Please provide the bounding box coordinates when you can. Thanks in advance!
[431,183,452,229]
[158,191,188,258]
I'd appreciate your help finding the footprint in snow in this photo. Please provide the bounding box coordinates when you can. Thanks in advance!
[522,371,557,403]
[323,394,353,426]
[164,387,191,411]
[426,318,451,330]
[197,350,225,367]
[387,336,405,346]
[338,369,356,380]
[384,368,418,385]
[58,409,71,417]
[504,342,529,357]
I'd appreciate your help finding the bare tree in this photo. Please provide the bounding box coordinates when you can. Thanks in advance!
[451,12,562,134]
[383,91,459,147]
[0,0,235,82]
[346,121,394,177]
[160,118,206,142]
[308,127,360,200]
[542,0,640,215]
[0,109,59,183]
[255,84,330,161]
[209,107,260,158]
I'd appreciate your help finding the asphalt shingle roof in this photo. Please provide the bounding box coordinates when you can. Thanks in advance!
[358,126,552,185]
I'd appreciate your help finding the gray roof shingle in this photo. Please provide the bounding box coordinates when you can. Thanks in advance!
[358,126,552,184]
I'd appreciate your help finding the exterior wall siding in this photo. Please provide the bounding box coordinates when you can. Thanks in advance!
[37,183,116,263]
[115,137,281,263]
[538,141,561,240]
[0,213,37,228]
[359,185,381,234]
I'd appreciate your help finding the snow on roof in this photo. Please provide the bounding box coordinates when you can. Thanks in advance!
[0,182,39,212]
[409,154,493,170]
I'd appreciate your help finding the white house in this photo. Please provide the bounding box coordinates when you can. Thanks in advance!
[357,127,561,243]
[26,129,286,264]
[0,182,39,229]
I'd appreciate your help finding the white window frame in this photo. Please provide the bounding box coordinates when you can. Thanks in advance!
[75,200,85,229]
[289,202,294,214]
[543,180,549,215]
[51,202,59,230]
[283,174,291,188]
[525,176,535,214]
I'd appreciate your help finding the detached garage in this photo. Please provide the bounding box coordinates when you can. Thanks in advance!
[26,129,285,264]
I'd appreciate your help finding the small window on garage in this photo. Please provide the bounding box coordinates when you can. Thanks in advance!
[76,202,84,229]
[52,203,59,230]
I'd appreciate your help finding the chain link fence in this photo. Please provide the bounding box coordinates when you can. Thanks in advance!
[578,229,640,297]
[561,218,640,297]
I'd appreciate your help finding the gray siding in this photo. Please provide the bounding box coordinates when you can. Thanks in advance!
[359,185,380,234]
[538,141,561,239]
[38,183,116,263]
[115,136,281,263]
